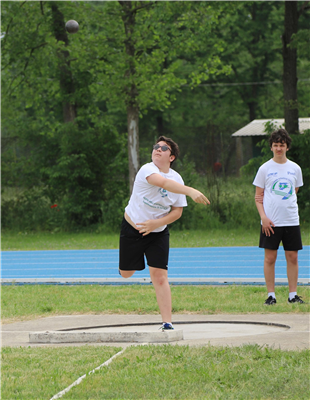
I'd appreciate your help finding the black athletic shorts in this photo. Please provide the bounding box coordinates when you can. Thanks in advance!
[119,217,170,271]
[259,225,303,251]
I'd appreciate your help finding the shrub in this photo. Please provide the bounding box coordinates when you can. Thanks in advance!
[1,187,65,232]
[174,158,258,230]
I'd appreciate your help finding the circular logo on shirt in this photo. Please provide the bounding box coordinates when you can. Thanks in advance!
[272,178,293,200]
[158,188,168,198]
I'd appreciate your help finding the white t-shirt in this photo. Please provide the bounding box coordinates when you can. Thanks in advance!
[253,158,303,227]
[125,162,187,232]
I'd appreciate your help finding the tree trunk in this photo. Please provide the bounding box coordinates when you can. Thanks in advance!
[50,3,76,123]
[127,105,140,192]
[119,1,140,193]
[157,114,164,134]
[282,1,299,134]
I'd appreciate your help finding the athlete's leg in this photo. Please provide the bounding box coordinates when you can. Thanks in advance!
[264,249,277,293]
[119,270,135,278]
[149,266,172,323]
[119,218,145,277]
[285,250,298,293]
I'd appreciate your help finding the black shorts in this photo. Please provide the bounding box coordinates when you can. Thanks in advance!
[119,217,170,271]
[259,226,303,251]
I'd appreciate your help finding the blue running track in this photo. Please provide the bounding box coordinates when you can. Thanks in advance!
[1,246,309,285]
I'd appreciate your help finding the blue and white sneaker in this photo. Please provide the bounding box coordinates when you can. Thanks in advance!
[160,322,174,331]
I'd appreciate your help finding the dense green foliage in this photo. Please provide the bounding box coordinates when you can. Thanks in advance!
[1,1,309,230]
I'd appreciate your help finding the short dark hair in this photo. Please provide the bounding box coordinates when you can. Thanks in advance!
[156,135,180,166]
[268,128,292,149]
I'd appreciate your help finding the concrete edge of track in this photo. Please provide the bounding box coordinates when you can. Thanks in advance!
[29,329,184,344]
[1,278,309,285]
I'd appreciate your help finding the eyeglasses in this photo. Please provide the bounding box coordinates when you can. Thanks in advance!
[153,144,171,152]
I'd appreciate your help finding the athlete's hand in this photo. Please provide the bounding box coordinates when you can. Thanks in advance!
[261,216,275,236]
[189,188,210,205]
[136,220,159,236]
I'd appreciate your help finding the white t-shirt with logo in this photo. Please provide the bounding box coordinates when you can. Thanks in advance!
[253,159,303,227]
[125,162,188,232]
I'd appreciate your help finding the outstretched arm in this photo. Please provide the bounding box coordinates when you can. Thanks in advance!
[255,186,274,236]
[146,174,210,205]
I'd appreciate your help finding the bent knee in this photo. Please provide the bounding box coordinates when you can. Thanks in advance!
[119,270,135,278]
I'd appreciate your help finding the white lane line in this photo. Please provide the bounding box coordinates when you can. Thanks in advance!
[49,348,125,400]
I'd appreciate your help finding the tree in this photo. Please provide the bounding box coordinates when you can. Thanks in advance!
[212,1,284,122]
[50,2,76,123]
[2,1,308,230]
[282,1,310,134]
[2,0,231,223]
[118,1,147,192]
[1,1,128,226]
[139,1,286,174]
[86,1,231,192]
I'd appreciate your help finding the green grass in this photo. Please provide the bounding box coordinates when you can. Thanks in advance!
[1,345,309,400]
[1,346,122,400]
[2,285,309,323]
[2,226,309,251]
[64,345,310,400]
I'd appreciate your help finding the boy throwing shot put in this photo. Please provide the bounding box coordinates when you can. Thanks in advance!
[119,136,210,330]
[253,128,305,305]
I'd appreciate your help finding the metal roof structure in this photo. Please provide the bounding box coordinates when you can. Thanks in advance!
[231,118,310,137]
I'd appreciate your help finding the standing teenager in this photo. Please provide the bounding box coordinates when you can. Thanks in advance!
[253,128,305,305]
[119,136,210,330]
